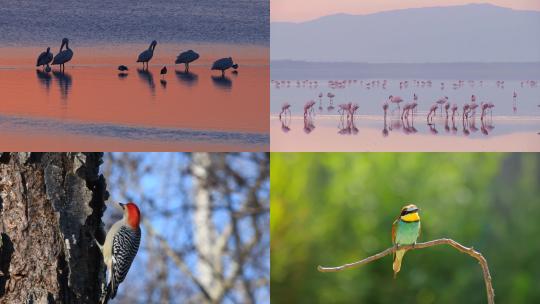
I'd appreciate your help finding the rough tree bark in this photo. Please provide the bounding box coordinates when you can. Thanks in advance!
[0,152,108,304]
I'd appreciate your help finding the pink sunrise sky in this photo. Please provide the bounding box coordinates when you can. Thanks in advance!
[271,0,540,22]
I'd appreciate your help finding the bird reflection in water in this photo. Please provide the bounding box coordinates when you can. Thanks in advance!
[279,114,291,133]
[118,72,128,79]
[175,70,198,87]
[137,68,156,96]
[382,111,389,137]
[52,70,72,104]
[303,114,315,134]
[160,79,167,88]
[211,75,232,91]
[36,70,52,94]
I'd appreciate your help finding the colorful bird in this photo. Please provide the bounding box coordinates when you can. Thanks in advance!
[392,204,421,278]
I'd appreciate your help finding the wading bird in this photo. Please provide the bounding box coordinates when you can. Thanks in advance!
[388,95,404,111]
[427,104,438,124]
[52,38,73,72]
[175,50,199,72]
[211,57,238,76]
[392,204,421,278]
[279,102,291,119]
[36,47,53,71]
[137,40,157,70]
[160,66,167,79]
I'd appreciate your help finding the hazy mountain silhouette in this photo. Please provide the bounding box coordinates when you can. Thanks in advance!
[271,4,540,63]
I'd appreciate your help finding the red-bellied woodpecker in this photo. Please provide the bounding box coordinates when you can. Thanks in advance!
[99,202,141,304]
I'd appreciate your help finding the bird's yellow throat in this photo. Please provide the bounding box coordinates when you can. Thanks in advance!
[401,212,420,222]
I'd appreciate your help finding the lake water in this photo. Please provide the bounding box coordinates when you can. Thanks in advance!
[271,64,540,151]
[0,1,269,151]
[0,0,269,46]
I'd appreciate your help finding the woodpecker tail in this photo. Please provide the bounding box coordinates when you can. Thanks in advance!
[393,249,407,278]
[100,281,117,304]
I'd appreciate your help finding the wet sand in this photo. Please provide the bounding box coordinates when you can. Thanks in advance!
[0,44,269,150]
[271,116,540,152]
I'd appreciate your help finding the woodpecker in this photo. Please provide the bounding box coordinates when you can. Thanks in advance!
[99,202,141,304]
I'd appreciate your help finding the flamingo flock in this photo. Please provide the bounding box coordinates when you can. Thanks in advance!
[276,86,508,136]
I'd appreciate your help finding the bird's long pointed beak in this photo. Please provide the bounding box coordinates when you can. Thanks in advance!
[118,202,125,209]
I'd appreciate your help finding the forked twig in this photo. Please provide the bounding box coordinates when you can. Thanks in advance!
[318,238,494,304]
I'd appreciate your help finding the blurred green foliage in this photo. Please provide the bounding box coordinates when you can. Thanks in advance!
[271,153,540,304]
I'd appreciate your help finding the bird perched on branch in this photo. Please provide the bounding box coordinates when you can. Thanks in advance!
[98,202,141,304]
[392,204,421,278]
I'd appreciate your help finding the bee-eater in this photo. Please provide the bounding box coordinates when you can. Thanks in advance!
[391,204,421,278]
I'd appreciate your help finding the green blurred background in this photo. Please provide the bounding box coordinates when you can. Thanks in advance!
[271,153,540,304]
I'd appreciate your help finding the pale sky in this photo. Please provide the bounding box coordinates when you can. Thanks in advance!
[271,0,540,22]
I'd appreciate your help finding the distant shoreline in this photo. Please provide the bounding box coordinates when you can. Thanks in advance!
[271,61,540,80]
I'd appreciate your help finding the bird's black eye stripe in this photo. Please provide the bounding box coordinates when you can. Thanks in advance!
[401,208,418,216]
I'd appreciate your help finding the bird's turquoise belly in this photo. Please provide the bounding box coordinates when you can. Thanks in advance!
[396,220,420,245]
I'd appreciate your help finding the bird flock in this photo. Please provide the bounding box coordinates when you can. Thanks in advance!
[273,76,540,136]
[36,38,240,79]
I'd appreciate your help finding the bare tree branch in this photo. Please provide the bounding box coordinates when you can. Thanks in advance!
[318,238,495,304]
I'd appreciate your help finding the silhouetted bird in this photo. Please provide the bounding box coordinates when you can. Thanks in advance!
[175,50,199,72]
[137,40,157,69]
[160,66,167,79]
[211,57,238,76]
[118,65,129,71]
[52,38,73,72]
[36,47,53,70]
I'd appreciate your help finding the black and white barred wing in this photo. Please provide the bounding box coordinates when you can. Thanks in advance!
[109,226,141,298]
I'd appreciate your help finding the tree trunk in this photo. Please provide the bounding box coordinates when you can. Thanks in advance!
[0,152,108,304]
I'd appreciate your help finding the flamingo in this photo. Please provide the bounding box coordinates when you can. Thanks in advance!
[327,92,335,105]
[444,102,450,119]
[435,96,448,115]
[137,40,157,70]
[211,57,238,76]
[462,104,471,121]
[36,47,53,71]
[388,95,403,111]
[451,103,458,121]
[175,50,199,72]
[469,103,479,118]
[52,38,73,72]
[401,103,411,120]
[427,104,438,124]
[304,100,316,117]
[279,102,291,119]
[410,102,418,116]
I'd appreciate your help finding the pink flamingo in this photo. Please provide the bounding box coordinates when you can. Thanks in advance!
[435,96,448,115]
[444,102,450,119]
[409,102,418,116]
[462,104,471,121]
[388,95,404,112]
[469,103,479,118]
[279,102,291,119]
[401,103,412,120]
[304,100,316,117]
[480,102,489,122]
[427,104,438,124]
[451,103,458,121]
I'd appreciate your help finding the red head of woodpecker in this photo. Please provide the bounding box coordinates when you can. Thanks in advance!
[100,202,141,303]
